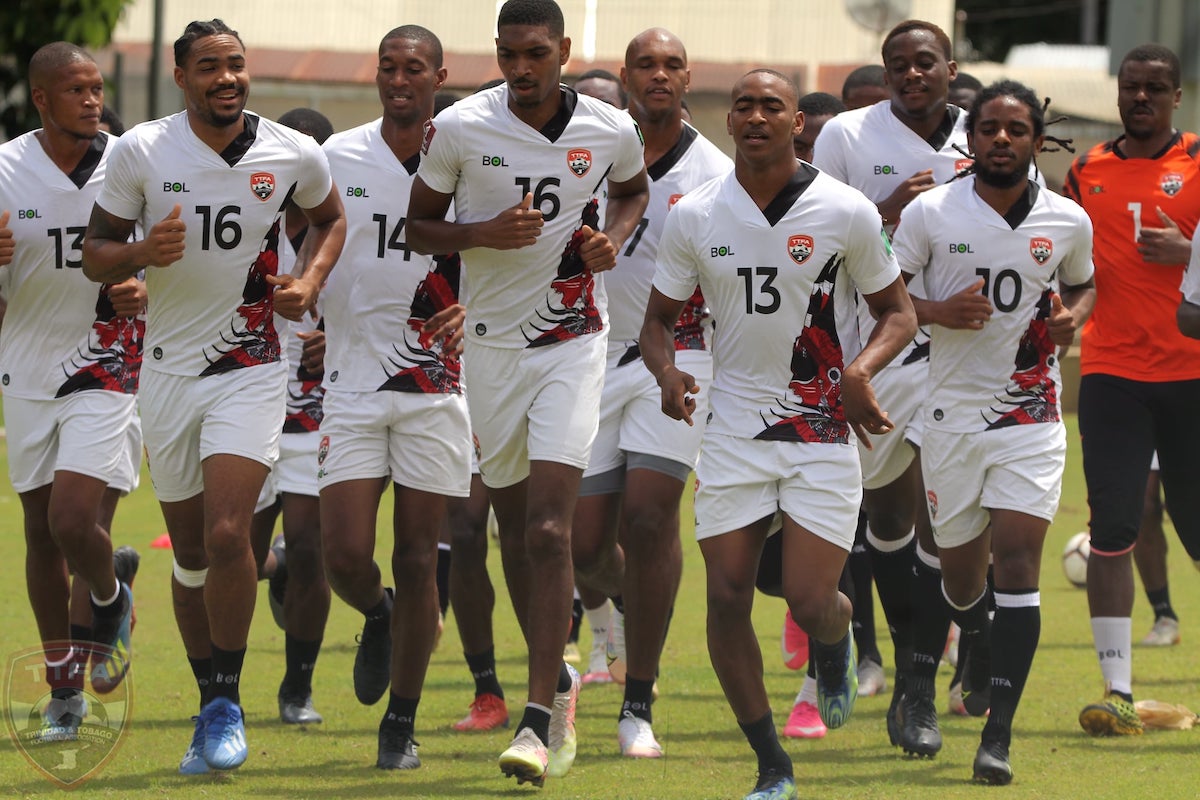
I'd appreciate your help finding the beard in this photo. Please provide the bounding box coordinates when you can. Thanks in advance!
[974,157,1030,189]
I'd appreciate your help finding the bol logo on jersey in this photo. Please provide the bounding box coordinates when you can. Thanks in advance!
[787,234,814,265]
[1161,172,1184,197]
[250,172,275,202]
[1029,237,1053,265]
[567,149,592,177]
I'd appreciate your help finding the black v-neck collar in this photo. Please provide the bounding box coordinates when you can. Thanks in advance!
[66,133,107,189]
[1112,130,1182,161]
[926,105,960,152]
[537,88,577,143]
[401,152,421,176]
[761,162,819,227]
[218,113,258,166]
[647,125,698,181]
[1000,181,1040,230]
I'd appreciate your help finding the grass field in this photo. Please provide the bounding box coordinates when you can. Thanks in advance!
[1,415,1198,798]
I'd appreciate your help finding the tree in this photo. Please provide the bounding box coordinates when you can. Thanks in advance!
[0,0,134,140]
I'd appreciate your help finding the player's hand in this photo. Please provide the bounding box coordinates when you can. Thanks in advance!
[476,193,543,250]
[108,277,146,318]
[877,169,935,226]
[842,366,892,449]
[578,226,617,273]
[1046,292,1078,347]
[0,211,13,267]
[656,364,699,426]
[296,329,325,378]
[934,277,992,330]
[143,204,186,268]
[422,303,466,356]
[267,273,318,321]
[1137,207,1192,264]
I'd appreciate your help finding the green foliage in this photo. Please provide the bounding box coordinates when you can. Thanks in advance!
[0,0,134,139]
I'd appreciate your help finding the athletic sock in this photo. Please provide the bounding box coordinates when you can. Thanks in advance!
[1146,587,1177,622]
[867,527,917,667]
[382,692,420,734]
[981,590,1040,748]
[465,647,504,699]
[188,656,212,711]
[611,594,625,615]
[569,595,583,644]
[365,589,392,623]
[944,584,991,694]
[1091,616,1133,699]
[90,581,121,610]
[585,600,612,648]
[209,645,245,705]
[847,548,881,663]
[517,704,552,745]
[435,544,451,617]
[739,711,792,777]
[556,661,573,693]
[281,633,321,696]
[910,549,951,680]
[621,677,655,723]
[797,674,818,705]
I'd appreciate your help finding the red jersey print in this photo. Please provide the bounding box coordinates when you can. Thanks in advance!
[380,252,463,394]
[757,253,849,444]
[986,288,1059,429]
[525,198,604,348]
[674,287,710,352]
[283,318,325,433]
[56,284,144,397]
[201,218,282,376]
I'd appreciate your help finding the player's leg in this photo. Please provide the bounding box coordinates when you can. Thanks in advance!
[1150,378,1200,617]
[1078,374,1153,735]
[277,491,328,723]
[448,475,509,731]
[1134,467,1178,645]
[571,490,624,598]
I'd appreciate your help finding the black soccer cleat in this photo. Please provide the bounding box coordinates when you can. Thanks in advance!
[376,726,420,770]
[972,739,1013,785]
[899,676,941,758]
[887,670,908,747]
[353,588,393,705]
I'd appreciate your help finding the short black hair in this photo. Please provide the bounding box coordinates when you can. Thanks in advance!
[434,91,461,116]
[29,42,94,90]
[476,77,505,93]
[100,106,126,136]
[950,72,982,92]
[966,79,1045,138]
[277,107,334,145]
[380,25,444,70]
[174,19,243,67]
[576,68,627,106]
[1120,43,1181,89]
[841,64,885,100]
[882,19,953,61]
[497,0,565,38]
[798,92,845,118]
[735,69,799,107]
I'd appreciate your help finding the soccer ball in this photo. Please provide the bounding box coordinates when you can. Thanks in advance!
[1062,531,1090,588]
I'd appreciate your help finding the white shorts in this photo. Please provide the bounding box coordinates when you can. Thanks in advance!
[4,391,141,494]
[276,430,321,497]
[464,334,606,489]
[585,345,711,477]
[921,422,1067,549]
[858,360,927,490]
[693,432,862,549]
[317,389,471,497]
[139,363,286,503]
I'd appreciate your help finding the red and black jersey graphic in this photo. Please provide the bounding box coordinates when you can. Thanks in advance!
[756,253,849,444]
[202,218,283,376]
[379,253,463,394]
[986,288,1059,429]
[283,318,325,433]
[525,199,603,348]
[56,284,144,397]
[673,287,710,352]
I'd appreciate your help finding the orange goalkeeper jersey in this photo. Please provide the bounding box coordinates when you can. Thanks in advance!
[1063,131,1200,381]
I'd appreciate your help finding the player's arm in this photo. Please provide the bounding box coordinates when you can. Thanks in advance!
[0,210,12,266]
[270,186,346,321]
[844,277,918,444]
[1178,299,1200,338]
[1047,278,1095,347]
[108,277,148,318]
[877,170,935,228]
[83,203,183,284]
[578,169,650,273]
[407,178,544,255]
[907,274,993,330]
[640,286,698,425]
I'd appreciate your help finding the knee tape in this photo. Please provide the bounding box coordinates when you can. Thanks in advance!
[172,559,209,588]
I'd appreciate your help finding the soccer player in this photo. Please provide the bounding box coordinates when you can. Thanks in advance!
[407,0,649,784]
[82,18,346,773]
[642,68,916,800]
[813,18,971,756]
[894,80,1095,784]
[0,42,141,740]
[841,64,889,110]
[948,72,983,111]
[793,92,845,163]
[319,25,470,770]
[575,68,627,110]
[569,27,732,759]
[1063,43,1200,737]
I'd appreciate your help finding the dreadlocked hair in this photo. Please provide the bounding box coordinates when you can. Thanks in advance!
[946,80,1074,183]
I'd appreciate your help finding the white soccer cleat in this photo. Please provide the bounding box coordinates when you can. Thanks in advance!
[547,664,580,778]
[618,711,663,758]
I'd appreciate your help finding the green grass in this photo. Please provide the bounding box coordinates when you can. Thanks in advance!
[1,415,1199,798]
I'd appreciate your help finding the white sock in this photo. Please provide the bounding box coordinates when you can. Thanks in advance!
[91,582,120,607]
[1091,616,1133,697]
[586,600,612,642]
[797,675,819,705]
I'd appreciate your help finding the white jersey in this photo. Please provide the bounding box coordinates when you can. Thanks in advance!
[323,120,462,395]
[1183,226,1200,304]
[653,163,899,443]
[0,131,142,400]
[96,111,333,377]
[418,85,644,349]
[895,177,1094,433]
[605,123,731,348]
